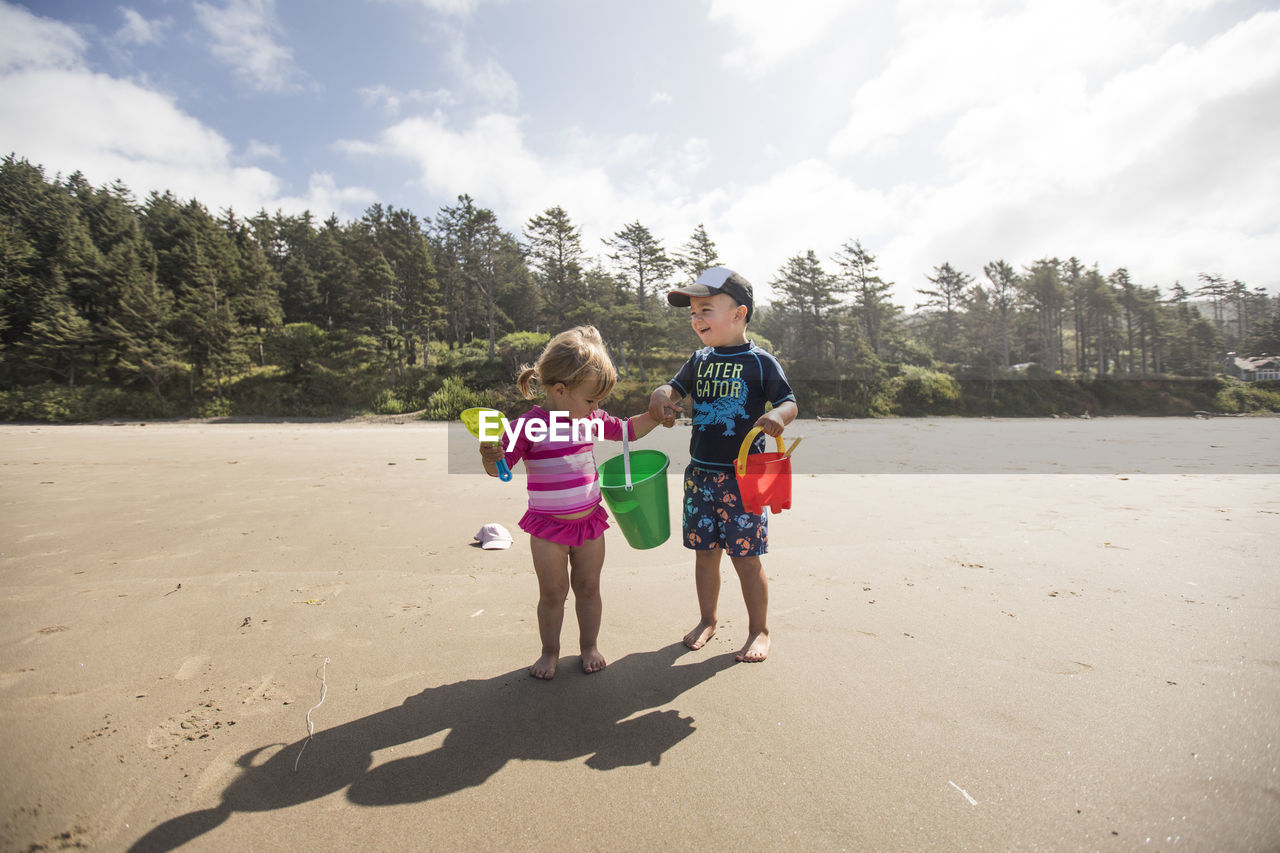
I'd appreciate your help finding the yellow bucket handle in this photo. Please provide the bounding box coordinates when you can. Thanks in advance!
[735,426,788,476]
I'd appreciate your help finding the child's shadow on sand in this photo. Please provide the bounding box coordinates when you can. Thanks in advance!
[130,643,733,852]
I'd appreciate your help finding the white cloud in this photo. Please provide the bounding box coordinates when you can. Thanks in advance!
[347,113,730,266]
[809,1,1280,300]
[650,91,673,105]
[707,0,861,74]
[0,2,85,72]
[436,26,518,109]
[829,0,1227,160]
[243,139,283,161]
[345,109,912,300]
[677,138,711,179]
[375,113,615,224]
[395,0,489,16]
[943,10,1280,190]
[193,0,307,94]
[273,172,378,217]
[358,83,453,115]
[712,159,904,291]
[461,55,517,108]
[0,68,280,208]
[0,9,371,221]
[114,7,169,47]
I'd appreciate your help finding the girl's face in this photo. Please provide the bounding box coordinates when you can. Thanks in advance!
[548,381,602,419]
[688,293,748,347]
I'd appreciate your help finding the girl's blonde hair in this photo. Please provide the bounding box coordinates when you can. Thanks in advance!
[517,325,617,401]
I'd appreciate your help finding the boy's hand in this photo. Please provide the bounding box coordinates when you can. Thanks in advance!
[753,410,787,438]
[479,442,505,464]
[647,387,683,428]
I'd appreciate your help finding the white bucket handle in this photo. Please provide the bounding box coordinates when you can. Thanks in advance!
[622,420,634,491]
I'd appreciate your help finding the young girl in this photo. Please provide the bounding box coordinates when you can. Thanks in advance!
[479,326,662,680]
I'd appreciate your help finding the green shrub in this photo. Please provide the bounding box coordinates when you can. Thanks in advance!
[1214,378,1280,413]
[0,384,179,422]
[497,331,550,374]
[425,376,496,421]
[196,397,234,419]
[889,367,961,415]
[0,386,77,421]
[264,322,326,371]
[372,388,421,415]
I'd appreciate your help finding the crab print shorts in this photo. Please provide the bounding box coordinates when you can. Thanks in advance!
[682,463,768,557]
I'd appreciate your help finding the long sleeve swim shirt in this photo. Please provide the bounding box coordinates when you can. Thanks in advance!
[502,405,635,515]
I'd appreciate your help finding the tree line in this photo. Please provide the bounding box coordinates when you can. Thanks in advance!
[2,154,1277,420]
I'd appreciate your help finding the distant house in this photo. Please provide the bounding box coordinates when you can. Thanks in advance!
[1224,353,1280,381]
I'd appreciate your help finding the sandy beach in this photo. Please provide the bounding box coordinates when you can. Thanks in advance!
[1,417,1278,851]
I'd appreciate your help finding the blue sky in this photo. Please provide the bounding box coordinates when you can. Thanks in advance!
[2,0,1278,307]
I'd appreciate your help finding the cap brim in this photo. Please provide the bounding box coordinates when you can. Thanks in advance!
[480,539,512,550]
[667,284,715,307]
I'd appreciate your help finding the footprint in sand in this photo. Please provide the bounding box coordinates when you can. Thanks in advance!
[147,708,233,755]
[175,656,210,681]
[0,668,36,688]
[148,694,239,754]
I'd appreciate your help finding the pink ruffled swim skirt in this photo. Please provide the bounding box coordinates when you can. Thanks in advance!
[518,504,610,548]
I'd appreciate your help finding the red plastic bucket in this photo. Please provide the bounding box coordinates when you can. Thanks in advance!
[734,427,801,515]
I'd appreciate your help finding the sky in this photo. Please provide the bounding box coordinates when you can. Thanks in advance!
[1,0,1278,308]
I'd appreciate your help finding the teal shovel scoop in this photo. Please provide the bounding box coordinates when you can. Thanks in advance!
[460,407,512,482]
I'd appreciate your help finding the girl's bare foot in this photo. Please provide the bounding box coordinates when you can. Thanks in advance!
[735,631,769,662]
[529,652,558,679]
[683,619,717,650]
[580,646,607,674]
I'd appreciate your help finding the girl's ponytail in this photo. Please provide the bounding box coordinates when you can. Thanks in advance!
[516,366,538,400]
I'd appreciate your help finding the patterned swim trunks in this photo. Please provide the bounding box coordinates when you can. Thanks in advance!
[682,463,768,557]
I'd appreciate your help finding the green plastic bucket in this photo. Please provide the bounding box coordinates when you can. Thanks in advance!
[599,448,671,549]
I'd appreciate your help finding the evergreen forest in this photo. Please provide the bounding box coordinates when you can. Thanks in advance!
[2,154,1278,423]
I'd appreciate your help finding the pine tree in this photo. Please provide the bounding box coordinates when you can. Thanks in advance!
[20,281,94,386]
[434,195,511,357]
[673,223,720,282]
[103,259,181,398]
[1020,258,1065,371]
[0,211,37,377]
[834,239,898,359]
[981,259,1019,369]
[524,206,584,330]
[144,196,247,398]
[602,221,673,309]
[918,262,973,360]
[771,250,838,363]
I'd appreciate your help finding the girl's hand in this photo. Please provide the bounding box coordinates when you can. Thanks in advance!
[479,442,505,464]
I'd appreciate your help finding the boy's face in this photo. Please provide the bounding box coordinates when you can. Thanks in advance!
[688,293,748,348]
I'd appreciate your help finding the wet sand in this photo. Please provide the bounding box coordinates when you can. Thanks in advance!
[1,418,1277,851]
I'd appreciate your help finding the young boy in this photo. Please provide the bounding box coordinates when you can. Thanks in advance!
[648,267,798,662]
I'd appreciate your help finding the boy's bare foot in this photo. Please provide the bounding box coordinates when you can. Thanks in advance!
[529,652,558,680]
[683,619,717,650]
[580,647,607,674]
[735,631,770,662]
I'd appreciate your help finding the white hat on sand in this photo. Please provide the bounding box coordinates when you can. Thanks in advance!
[473,523,514,550]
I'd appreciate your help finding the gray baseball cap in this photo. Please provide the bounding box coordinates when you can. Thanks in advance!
[667,266,754,322]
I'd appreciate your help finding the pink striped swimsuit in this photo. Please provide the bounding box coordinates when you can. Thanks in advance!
[503,406,635,516]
